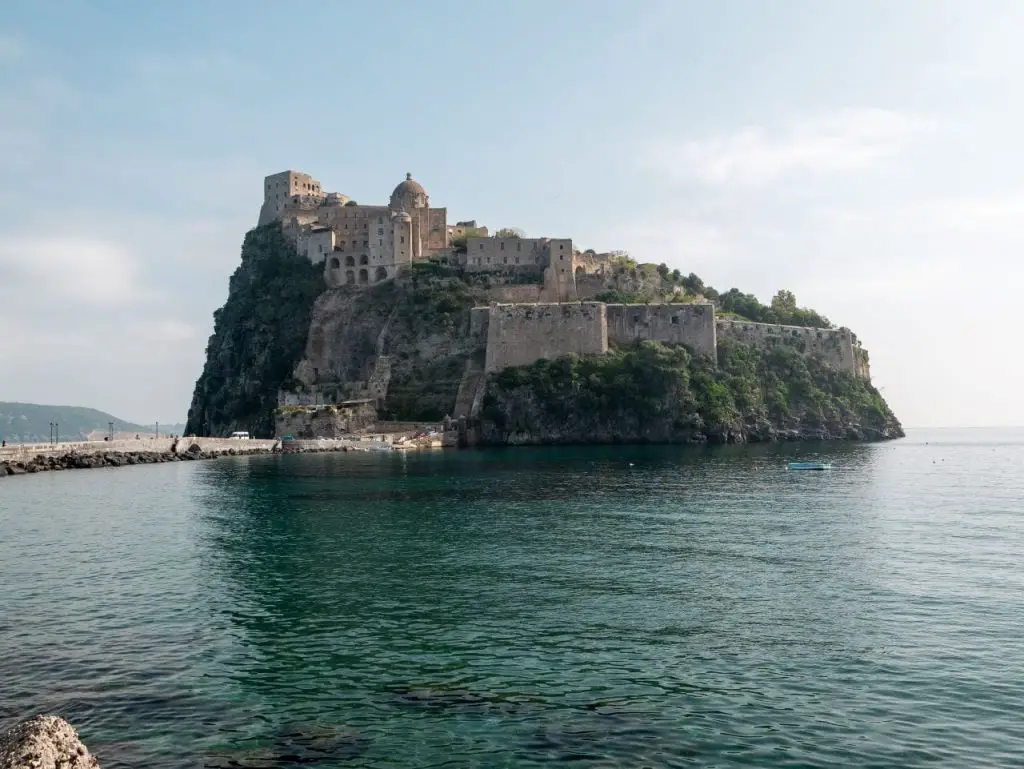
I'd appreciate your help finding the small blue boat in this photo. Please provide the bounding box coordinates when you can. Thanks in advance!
[787,461,832,471]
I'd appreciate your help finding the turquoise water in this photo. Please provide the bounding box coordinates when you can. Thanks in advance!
[1,430,1022,767]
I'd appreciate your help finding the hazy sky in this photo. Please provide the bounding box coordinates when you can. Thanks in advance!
[1,0,1020,427]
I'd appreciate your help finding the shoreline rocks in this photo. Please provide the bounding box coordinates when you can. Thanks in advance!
[0,715,99,769]
[0,443,362,480]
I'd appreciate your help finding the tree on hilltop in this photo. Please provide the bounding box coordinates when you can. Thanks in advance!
[494,227,525,238]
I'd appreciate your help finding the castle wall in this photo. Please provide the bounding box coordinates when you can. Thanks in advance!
[486,284,546,303]
[716,319,863,377]
[464,237,549,271]
[575,274,609,299]
[484,302,607,372]
[606,303,717,358]
[423,208,449,253]
[301,228,335,265]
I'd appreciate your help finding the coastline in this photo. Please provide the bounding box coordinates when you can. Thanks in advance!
[0,437,374,479]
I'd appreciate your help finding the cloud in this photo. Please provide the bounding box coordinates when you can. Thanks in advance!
[644,108,934,187]
[0,235,148,307]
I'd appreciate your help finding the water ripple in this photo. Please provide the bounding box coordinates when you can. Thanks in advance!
[1,429,1023,767]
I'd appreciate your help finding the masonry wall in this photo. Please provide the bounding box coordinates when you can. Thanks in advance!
[716,319,862,377]
[484,302,608,372]
[606,303,717,358]
[469,306,490,348]
[486,284,545,303]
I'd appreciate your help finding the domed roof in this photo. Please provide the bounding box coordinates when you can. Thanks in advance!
[391,210,412,222]
[389,173,428,209]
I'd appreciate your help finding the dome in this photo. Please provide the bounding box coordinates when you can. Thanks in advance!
[389,173,428,210]
[391,210,412,222]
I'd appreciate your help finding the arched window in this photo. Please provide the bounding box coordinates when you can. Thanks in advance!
[329,257,340,269]
[375,266,387,281]
[358,268,369,284]
[359,254,369,265]
[345,255,355,267]
[345,270,355,284]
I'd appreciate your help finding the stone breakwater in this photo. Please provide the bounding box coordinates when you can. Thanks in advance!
[0,438,367,479]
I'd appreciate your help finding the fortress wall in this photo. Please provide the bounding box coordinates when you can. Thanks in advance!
[486,284,545,303]
[484,302,607,372]
[716,319,861,376]
[574,274,610,300]
[607,303,718,358]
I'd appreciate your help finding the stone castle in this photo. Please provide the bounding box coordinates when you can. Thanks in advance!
[259,169,630,303]
[261,170,870,420]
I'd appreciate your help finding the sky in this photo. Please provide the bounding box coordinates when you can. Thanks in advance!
[1,0,1021,427]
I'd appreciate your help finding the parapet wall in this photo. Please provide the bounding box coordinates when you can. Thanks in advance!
[716,319,862,377]
[484,302,608,372]
[606,303,717,358]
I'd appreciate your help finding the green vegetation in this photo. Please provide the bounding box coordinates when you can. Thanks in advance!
[482,339,900,442]
[410,278,476,318]
[185,223,325,437]
[593,289,649,304]
[493,227,525,238]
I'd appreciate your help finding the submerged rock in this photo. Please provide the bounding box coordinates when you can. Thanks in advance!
[0,715,99,769]
[205,725,370,767]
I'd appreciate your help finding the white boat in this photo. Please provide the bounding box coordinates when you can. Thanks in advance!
[787,461,832,471]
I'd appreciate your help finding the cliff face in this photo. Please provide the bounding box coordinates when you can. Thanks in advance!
[185,224,325,437]
[477,340,903,445]
[294,274,485,421]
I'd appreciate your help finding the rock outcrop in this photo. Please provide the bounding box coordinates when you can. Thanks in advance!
[0,716,99,769]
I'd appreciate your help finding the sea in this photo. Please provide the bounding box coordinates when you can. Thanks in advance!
[0,428,1021,768]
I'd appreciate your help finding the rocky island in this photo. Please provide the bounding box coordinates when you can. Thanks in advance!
[185,171,902,445]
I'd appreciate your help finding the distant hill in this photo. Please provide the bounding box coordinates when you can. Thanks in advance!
[0,402,183,443]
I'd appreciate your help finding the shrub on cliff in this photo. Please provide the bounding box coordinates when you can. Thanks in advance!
[481,339,902,443]
[185,223,325,437]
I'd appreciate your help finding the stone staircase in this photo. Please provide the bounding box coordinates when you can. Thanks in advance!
[452,359,487,420]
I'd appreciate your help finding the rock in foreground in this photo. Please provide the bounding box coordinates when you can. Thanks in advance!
[0,716,99,769]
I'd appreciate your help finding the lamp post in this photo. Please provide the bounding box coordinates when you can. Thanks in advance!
[108,422,114,441]
[49,422,53,445]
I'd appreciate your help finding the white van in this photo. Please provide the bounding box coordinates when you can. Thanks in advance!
[229,431,251,440]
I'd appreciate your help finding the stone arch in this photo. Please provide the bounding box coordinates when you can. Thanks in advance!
[345,270,355,284]
[345,254,355,267]
[358,268,369,284]
[359,254,369,265]
[329,256,340,269]
[575,266,584,278]
[375,266,388,282]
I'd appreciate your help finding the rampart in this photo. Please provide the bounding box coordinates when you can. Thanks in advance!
[716,319,862,376]
[606,303,717,358]
[484,302,608,372]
